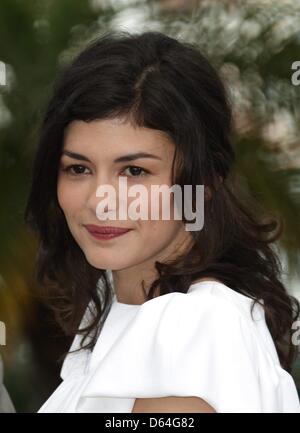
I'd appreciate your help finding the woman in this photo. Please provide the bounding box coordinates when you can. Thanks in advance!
[24,30,300,413]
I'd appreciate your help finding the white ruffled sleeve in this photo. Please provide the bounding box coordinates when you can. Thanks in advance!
[166,293,300,413]
[72,283,300,413]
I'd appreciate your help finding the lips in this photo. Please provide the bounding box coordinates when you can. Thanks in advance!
[84,224,132,235]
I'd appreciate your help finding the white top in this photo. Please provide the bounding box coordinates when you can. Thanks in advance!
[0,355,15,413]
[38,273,300,413]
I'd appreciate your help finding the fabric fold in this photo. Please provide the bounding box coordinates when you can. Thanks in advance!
[39,279,300,413]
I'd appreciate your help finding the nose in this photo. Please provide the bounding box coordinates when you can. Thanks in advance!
[86,174,119,222]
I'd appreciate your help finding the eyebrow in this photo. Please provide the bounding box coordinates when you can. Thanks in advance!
[61,150,162,163]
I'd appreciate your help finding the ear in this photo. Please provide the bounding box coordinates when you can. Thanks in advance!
[204,177,223,200]
[204,185,212,201]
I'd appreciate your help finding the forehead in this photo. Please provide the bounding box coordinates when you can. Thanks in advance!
[63,118,174,160]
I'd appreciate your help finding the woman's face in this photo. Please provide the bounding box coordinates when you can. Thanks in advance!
[57,118,192,273]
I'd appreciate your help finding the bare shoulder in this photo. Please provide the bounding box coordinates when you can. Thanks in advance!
[131,396,216,413]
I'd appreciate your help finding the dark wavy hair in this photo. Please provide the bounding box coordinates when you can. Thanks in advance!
[24,30,299,372]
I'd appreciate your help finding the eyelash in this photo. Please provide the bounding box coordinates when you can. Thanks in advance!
[61,164,150,178]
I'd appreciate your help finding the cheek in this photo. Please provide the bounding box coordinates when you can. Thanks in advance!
[139,218,182,244]
[57,179,80,217]
[146,186,179,222]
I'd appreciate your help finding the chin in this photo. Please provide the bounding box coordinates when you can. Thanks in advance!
[84,254,131,271]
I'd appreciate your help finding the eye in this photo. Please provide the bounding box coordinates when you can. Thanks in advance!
[61,164,91,176]
[121,165,150,177]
